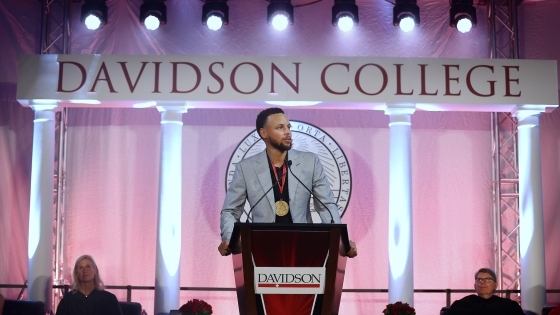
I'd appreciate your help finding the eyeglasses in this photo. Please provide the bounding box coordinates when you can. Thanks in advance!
[475,278,495,283]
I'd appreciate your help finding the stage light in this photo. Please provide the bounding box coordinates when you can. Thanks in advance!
[332,0,358,32]
[450,0,476,33]
[85,15,101,30]
[272,14,289,30]
[399,16,415,32]
[207,15,223,30]
[145,15,160,30]
[202,0,229,31]
[140,0,167,30]
[80,0,108,30]
[393,0,419,32]
[338,16,354,31]
[267,0,294,31]
[457,18,472,33]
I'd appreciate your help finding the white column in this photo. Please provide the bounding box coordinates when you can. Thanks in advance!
[28,103,57,311]
[154,104,186,315]
[384,103,416,306]
[513,105,547,314]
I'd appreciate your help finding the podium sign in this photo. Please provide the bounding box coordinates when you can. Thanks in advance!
[254,267,326,294]
[229,223,349,315]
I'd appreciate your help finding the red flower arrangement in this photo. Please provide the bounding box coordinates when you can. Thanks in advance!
[179,299,213,315]
[382,301,416,315]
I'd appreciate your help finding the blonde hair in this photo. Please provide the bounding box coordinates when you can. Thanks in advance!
[72,255,104,291]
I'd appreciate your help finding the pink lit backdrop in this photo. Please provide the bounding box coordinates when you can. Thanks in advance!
[1,0,559,314]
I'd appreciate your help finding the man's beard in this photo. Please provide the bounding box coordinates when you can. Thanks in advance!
[270,137,292,152]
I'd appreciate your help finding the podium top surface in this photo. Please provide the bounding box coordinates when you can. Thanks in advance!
[229,222,350,253]
[232,222,347,231]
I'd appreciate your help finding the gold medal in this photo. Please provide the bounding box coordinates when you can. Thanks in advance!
[275,200,289,216]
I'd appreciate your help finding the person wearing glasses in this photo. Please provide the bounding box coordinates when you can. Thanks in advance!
[446,268,524,315]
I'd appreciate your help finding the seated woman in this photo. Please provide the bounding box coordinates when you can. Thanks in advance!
[56,255,122,315]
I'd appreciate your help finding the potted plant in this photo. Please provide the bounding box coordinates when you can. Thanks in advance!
[178,299,213,315]
[382,301,416,315]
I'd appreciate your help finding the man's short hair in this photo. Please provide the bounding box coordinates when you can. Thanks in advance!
[256,107,285,138]
[475,268,497,281]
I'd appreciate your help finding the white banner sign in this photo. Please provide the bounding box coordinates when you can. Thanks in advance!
[16,54,558,111]
[254,267,326,294]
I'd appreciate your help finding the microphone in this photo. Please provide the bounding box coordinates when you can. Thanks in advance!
[245,160,292,223]
[287,160,335,224]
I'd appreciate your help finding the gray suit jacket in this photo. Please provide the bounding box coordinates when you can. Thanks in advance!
[220,149,342,241]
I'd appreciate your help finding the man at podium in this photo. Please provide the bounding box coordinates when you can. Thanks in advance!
[218,107,357,258]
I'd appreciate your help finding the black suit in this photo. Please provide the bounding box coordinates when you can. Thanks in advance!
[446,294,524,315]
[56,289,123,315]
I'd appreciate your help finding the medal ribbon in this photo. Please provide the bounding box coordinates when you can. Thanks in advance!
[270,159,287,195]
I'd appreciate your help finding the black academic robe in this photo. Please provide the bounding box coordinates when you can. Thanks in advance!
[446,294,525,315]
[55,289,123,315]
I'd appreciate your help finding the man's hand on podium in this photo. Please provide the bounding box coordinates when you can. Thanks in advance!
[218,240,232,256]
[347,240,358,258]
[340,240,358,258]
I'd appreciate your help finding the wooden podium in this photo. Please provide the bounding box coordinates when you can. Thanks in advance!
[228,222,350,315]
